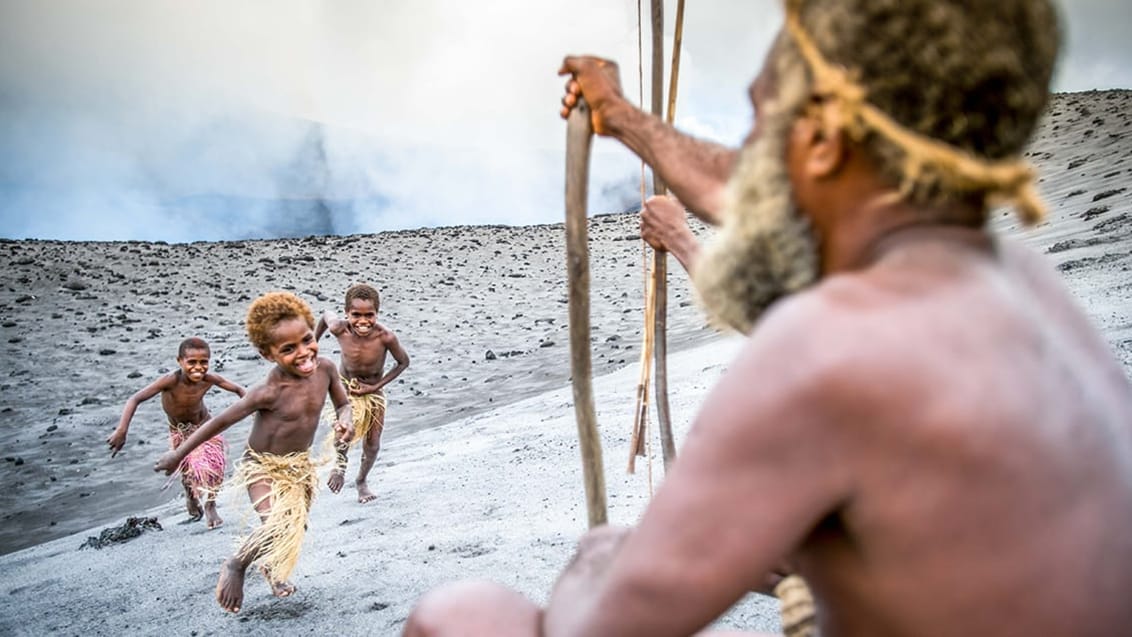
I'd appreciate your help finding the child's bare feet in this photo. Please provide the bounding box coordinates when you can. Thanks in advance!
[204,500,223,529]
[328,469,345,494]
[185,487,204,521]
[216,558,246,613]
[261,566,296,597]
[356,480,377,504]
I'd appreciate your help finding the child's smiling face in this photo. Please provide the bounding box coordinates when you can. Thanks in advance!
[346,298,378,337]
[261,317,319,377]
[176,347,210,383]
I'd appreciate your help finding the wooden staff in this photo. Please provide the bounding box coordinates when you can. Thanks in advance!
[649,0,678,470]
[565,96,608,529]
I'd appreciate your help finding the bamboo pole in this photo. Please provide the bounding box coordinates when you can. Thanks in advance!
[565,97,607,529]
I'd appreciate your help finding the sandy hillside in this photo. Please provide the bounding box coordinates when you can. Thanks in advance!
[0,210,714,554]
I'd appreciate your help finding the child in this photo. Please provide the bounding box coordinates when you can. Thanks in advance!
[315,283,410,503]
[155,291,353,614]
[108,337,245,529]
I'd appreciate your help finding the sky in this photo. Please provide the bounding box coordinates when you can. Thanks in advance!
[1,0,1130,242]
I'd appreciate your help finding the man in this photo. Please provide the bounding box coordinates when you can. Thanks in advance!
[405,0,1132,635]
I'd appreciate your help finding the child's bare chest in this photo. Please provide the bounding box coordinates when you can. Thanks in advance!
[338,336,387,372]
[268,379,328,424]
[161,384,210,411]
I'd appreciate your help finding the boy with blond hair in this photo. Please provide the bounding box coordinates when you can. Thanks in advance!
[155,291,352,613]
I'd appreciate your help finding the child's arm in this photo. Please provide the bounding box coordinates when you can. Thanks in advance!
[108,374,176,457]
[327,360,355,444]
[152,385,269,474]
[315,311,346,341]
[355,329,410,395]
[206,372,246,398]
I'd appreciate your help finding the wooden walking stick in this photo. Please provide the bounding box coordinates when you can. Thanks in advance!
[649,0,678,470]
[565,96,608,529]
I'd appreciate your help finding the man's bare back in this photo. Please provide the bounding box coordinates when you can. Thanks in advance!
[759,231,1132,635]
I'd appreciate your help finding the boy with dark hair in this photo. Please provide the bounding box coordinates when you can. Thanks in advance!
[108,336,244,528]
[315,283,410,503]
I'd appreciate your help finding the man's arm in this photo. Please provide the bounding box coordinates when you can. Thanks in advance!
[640,195,703,275]
[206,372,246,398]
[108,374,175,457]
[543,303,856,636]
[559,56,738,224]
[153,386,267,474]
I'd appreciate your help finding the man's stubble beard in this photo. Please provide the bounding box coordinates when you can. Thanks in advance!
[691,106,821,334]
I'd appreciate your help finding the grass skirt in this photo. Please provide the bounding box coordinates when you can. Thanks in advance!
[775,575,818,637]
[169,423,227,495]
[321,380,387,469]
[345,385,386,443]
[229,449,318,583]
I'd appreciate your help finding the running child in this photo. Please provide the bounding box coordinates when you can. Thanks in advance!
[315,283,410,503]
[155,291,353,613]
[108,336,245,529]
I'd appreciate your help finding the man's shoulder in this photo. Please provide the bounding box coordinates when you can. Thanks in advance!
[759,278,902,356]
[752,277,940,393]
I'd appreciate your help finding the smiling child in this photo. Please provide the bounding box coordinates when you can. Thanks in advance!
[155,292,353,613]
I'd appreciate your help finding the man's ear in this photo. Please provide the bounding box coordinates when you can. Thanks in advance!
[259,349,274,362]
[793,107,847,179]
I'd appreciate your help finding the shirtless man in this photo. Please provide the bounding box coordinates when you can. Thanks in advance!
[315,283,410,503]
[108,336,244,528]
[404,1,1132,635]
[155,292,352,613]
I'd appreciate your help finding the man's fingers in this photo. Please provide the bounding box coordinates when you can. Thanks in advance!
[558,55,583,76]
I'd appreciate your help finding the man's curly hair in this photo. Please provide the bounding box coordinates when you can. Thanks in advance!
[245,291,315,352]
[784,0,1060,216]
[345,283,380,312]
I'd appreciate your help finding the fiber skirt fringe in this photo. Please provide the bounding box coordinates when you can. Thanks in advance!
[321,381,387,464]
[775,575,818,637]
[169,423,227,494]
[229,449,318,583]
[346,388,386,443]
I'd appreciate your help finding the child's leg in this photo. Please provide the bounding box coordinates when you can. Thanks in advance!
[355,412,385,504]
[181,473,203,520]
[247,478,298,598]
[203,489,223,529]
[327,438,349,494]
[216,478,274,613]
